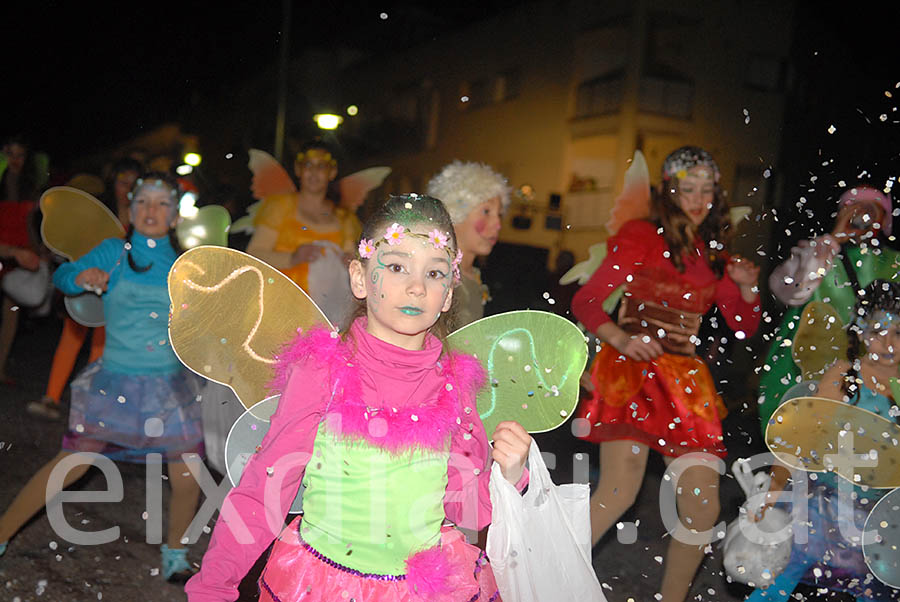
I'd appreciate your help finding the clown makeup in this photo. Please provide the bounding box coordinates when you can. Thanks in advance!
[130,181,178,238]
[456,195,503,260]
[675,165,715,226]
[349,226,454,350]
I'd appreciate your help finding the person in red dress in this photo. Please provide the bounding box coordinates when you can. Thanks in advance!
[571,146,761,601]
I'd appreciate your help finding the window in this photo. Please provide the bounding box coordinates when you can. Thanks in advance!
[575,71,625,118]
[459,70,520,110]
[638,74,693,118]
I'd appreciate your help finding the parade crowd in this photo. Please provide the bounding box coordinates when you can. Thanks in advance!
[0,135,897,602]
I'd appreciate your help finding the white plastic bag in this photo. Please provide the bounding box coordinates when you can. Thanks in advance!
[2,260,51,307]
[486,439,606,602]
[722,459,792,587]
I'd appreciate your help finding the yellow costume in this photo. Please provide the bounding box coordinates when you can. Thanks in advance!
[253,193,347,290]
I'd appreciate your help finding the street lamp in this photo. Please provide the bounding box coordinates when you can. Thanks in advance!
[183,152,202,166]
[313,114,343,130]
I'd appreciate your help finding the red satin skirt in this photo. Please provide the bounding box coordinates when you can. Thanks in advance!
[575,344,728,457]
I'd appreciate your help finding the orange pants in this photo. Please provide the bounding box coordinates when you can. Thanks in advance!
[45,316,105,402]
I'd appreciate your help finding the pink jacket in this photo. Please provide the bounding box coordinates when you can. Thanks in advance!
[185,321,527,601]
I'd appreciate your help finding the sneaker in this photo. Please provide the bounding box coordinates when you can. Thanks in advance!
[161,544,194,583]
[26,396,62,421]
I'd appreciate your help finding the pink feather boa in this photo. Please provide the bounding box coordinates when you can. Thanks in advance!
[269,325,485,454]
[405,544,455,598]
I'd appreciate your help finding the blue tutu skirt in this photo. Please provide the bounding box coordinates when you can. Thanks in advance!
[792,484,899,599]
[62,361,204,463]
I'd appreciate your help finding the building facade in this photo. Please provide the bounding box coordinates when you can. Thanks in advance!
[338,0,794,264]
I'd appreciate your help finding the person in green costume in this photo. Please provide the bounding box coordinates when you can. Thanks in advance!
[758,184,899,430]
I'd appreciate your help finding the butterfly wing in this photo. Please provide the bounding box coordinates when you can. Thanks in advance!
[559,243,606,286]
[40,186,125,260]
[765,395,900,489]
[230,200,261,234]
[605,150,651,235]
[337,166,391,208]
[791,301,848,380]
[167,246,331,411]
[729,205,752,226]
[863,487,900,588]
[447,310,588,436]
[40,187,125,327]
[248,149,297,201]
[176,205,232,248]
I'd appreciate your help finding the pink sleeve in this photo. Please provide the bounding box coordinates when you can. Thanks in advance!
[443,410,528,531]
[714,274,761,337]
[185,360,330,602]
[571,220,654,333]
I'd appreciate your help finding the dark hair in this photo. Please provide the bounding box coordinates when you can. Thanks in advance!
[1,135,39,201]
[651,177,731,276]
[110,157,144,181]
[125,171,183,272]
[345,194,459,340]
[842,279,900,402]
[297,138,336,158]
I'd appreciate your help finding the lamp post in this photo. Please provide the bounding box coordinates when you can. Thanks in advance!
[274,0,292,162]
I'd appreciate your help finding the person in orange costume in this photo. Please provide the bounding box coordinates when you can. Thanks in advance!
[571,146,761,602]
[26,159,141,420]
[245,140,346,291]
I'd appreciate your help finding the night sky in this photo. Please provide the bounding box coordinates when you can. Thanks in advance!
[3,0,898,187]
[3,1,520,161]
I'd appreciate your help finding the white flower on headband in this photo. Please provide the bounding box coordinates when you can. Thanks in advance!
[428,229,449,250]
[358,238,375,259]
[384,223,406,246]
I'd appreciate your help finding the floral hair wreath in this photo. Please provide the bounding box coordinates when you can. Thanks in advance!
[358,223,463,283]
[295,148,337,167]
[127,178,180,202]
[661,146,720,184]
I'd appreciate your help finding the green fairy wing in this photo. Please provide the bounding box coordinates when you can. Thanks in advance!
[447,310,588,435]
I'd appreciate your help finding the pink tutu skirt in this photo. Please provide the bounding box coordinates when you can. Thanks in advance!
[259,517,501,602]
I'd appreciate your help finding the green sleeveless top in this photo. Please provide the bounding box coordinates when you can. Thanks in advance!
[298,423,450,575]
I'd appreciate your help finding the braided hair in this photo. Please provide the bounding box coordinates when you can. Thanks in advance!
[842,279,900,402]
[125,172,183,273]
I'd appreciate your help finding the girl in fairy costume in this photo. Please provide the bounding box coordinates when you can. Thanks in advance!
[749,279,900,601]
[0,173,203,582]
[186,194,532,602]
[571,146,761,601]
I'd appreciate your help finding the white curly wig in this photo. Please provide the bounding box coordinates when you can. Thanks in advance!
[426,160,511,224]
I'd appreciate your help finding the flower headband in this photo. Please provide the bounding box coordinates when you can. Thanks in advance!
[358,223,462,282]
[662,146,720,184]
[295,148,336,167]
[127,178,180,202]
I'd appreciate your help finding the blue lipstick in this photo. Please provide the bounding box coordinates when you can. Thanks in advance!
[399,306,423,315]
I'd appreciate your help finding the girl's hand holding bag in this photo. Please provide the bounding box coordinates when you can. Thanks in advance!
[487,439,607,602]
